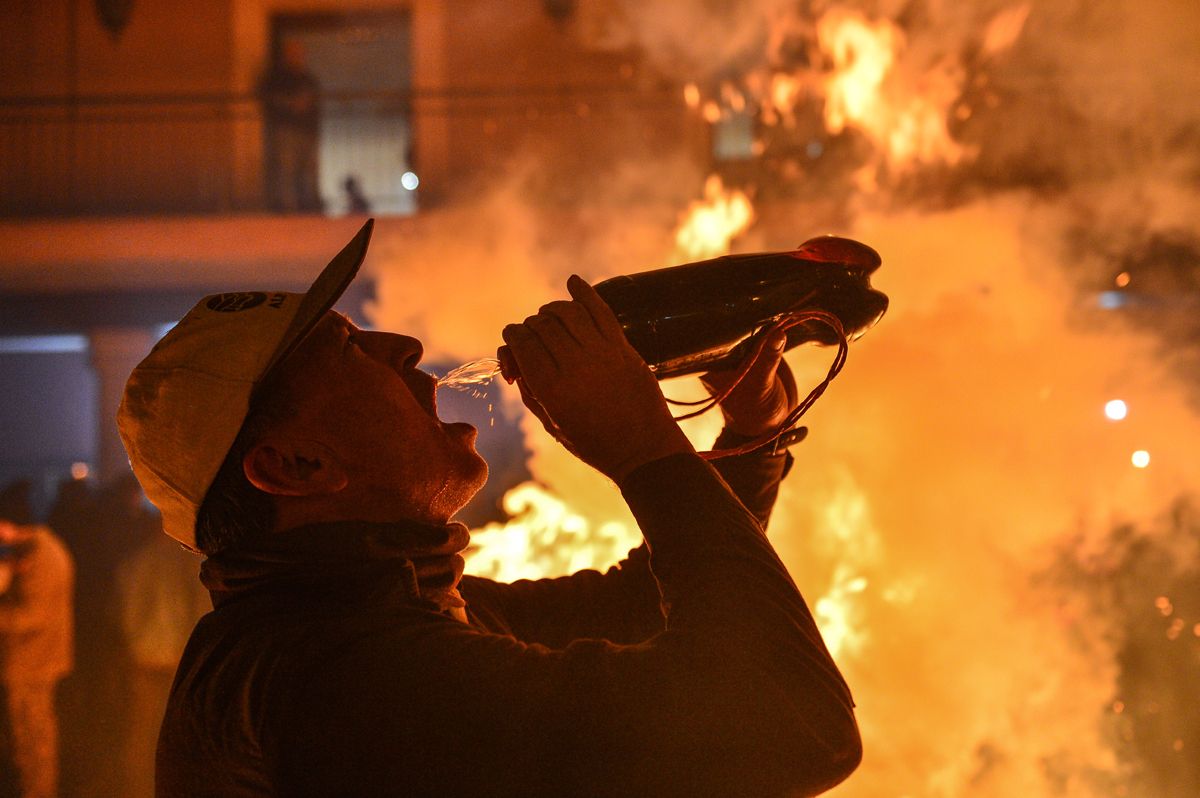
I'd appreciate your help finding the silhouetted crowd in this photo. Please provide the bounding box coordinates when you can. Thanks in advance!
[0,474,208,798]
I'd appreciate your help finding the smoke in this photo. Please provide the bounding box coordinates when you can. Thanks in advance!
[773,195,1200,797]
[584,0,1200,185]
[365,1,1200,795]
[366,154,710,364]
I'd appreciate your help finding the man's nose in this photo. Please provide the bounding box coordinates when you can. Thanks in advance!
[364,331,423,371]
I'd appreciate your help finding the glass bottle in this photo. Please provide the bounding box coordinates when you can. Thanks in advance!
[592,235,888,379]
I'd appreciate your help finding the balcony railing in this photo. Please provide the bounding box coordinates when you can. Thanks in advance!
[3,93,252,216]
[0,91,412,217]
[0,83,689,218]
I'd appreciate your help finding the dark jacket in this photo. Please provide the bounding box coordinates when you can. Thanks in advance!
[156,442,860,797]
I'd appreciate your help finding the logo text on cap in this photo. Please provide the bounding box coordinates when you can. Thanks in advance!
[206,293,268,313]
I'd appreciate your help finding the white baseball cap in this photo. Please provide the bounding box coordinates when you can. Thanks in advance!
[117,219,374,549]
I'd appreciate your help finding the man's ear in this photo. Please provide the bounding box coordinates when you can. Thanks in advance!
[242,439,349,497]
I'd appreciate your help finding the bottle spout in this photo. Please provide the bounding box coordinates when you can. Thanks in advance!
[792,235,882,275]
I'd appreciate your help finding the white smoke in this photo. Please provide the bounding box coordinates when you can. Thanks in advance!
[780,193,1200,797]
[366,1,1200,795]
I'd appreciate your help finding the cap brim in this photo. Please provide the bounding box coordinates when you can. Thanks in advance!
[258,218,374,389]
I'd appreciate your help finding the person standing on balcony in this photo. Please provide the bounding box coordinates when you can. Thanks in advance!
[258,40,323,214]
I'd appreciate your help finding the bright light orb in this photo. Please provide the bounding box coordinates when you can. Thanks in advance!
[1104,399,1128,421]
[400,171,420,191]
[1131,450,1150,468]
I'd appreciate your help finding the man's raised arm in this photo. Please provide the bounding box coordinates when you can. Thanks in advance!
[464,311,802,647]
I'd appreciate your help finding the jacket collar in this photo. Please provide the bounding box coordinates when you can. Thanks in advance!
[199,519,470,618]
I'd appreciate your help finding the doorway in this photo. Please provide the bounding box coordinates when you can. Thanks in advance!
[270,11,416,216]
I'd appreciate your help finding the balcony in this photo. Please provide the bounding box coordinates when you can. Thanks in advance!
[0,90,415,218]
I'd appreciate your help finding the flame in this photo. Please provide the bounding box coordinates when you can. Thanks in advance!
[462,455,882,664]
[766,73,804,127]
[814,568,869,659]
[682,6,977,182]
[982,3,1032,58]
[819,10,899,138]
[817,8,968,174]
[465,482,641,581]
[808,467,881,659]
[368,3,1200,792]
[672,174,755,261]
[461,176,755,586]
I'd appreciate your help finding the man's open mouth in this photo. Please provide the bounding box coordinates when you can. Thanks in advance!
[412,370,440,419]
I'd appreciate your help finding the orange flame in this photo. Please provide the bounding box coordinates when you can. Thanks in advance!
[683,6,985,183]
[982,3,1032,58]
[808,468,881,658]
[673,174,755,261]
[463,176,754,584]
[817,8,968,175]
[465,483,641,581]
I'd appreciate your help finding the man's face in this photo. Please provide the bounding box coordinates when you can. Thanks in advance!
[268,311,488,524]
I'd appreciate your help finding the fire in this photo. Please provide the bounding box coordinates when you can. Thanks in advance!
[818,10,899,139]
[766,73,805,127]
[465,483,641,581]
[371,0,1200,793]
[816,8,968,175]
[463,173,755,582]
[672,174,755,261]
[808,467,880,659]
[982,3,1032,58]
[680,4,1031,182]
[814,568,869,659]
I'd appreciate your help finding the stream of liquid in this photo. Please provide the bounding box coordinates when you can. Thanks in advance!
[437,357,502,393]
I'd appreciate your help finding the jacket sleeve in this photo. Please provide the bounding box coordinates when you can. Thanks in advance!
[460,431,793,648]
[278,453,860,797]
[709,427,794,529]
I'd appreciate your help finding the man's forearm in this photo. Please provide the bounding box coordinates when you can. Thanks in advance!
[620,452,859,794]
[710,427,795,530]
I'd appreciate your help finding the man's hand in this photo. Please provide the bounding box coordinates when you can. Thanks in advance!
[700,330,799,438]
[501,275,693,484]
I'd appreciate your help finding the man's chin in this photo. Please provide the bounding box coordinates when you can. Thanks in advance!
[450,431,489,494]
[440,458,489,523]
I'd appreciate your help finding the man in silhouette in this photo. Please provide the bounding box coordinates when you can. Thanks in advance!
[119,220,860,796]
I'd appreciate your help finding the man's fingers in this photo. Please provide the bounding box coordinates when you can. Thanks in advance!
[776,357,798,408]
[501,323,559,378]
[566,274,626,340]
[513,375,567,445]
[535,300,602,347]
[524,305,587,348]
[742,330,786,390]
[700,331,784,397]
